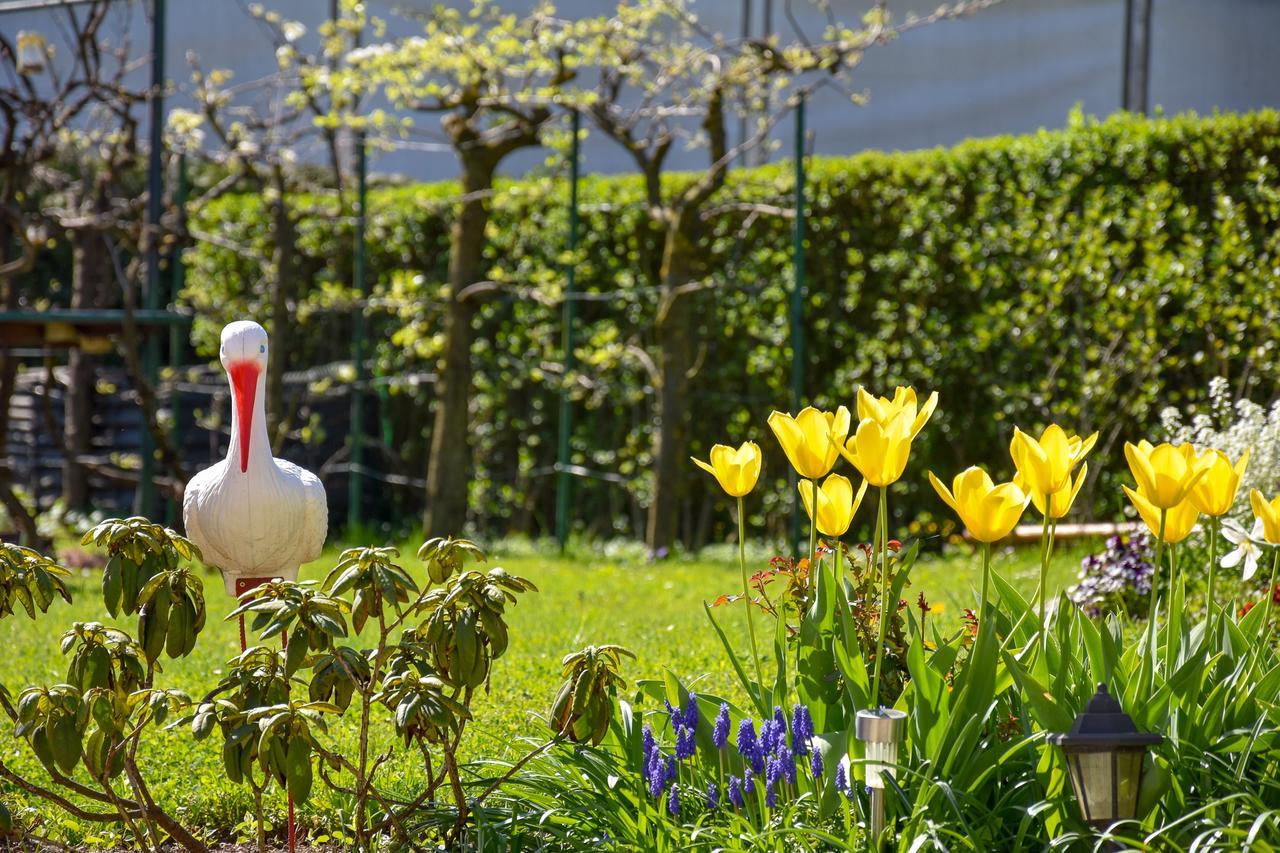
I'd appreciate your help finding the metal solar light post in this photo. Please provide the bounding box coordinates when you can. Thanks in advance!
[1047,684,1162,845]
[856,706,906,848]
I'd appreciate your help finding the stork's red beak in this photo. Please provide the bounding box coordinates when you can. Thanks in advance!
[228,360,260,473]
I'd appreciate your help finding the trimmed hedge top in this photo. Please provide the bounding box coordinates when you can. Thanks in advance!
[185,109,1280,542]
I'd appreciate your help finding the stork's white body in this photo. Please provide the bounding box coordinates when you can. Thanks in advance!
[183,321,327,597]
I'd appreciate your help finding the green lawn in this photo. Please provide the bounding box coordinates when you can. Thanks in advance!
[0,535,1089,846]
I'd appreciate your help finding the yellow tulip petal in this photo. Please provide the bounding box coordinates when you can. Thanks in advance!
[928,471,959,515]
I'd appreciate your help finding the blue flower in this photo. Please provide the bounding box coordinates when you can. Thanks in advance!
[706,781,719,809]
[783,753,797,786]
[713,703,731,749]
[675,724,696,761]
[810,748,823,779]
[683,692,699,731]
[744,767,755,794]
[665,754,678,784]
[766,754,783,790]
[773,706,789,752]
[736,719,764,773]
[765,780,777,808]
[791,704,814,754]
[835,761,850,798]
[647,750,666,798]
[667,783,681,816]
[641,723,656,777]
[728,775,744,808]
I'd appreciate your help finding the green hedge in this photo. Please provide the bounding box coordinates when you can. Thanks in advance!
[184,109,1280,543]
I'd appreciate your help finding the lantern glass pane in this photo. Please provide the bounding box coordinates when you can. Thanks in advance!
[1114,747,1144,821]
[1069,748,1117,824]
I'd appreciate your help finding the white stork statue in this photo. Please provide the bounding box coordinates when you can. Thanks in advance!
[183,320,328,598]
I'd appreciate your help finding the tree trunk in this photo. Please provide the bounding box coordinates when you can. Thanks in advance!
[268,177,296,453]
[423,162,492,537]
[646,219,699,553]
[63,227,110,510]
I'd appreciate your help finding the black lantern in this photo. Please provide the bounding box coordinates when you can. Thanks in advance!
[1047,683,1162,831]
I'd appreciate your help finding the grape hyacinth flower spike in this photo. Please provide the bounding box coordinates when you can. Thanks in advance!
[713,702,731,749]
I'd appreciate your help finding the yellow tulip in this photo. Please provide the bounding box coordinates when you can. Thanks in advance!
[856,386,938,440]
[1123,440,1211,510]
[1017,462,1089,521]
[1124,487,1199,544]
[1010,424,1097,499]
[1249,489,1280,545]
[691,441,762,498]
[928,466,1029,543]
[798,474,869,537]
[768,406,850,480]
[1190,448,1250,517]
[838,415,914,487]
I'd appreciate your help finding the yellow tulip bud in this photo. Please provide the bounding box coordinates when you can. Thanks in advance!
[1124,486,1199,544]
[1249,489,1280,545]
[1189,448,1250,517]
[856,386,938,441]
[1009,424,1097,499]
[767,406,850,480]
[838,415,914,487]
[928,466,1029,543]
[798,474,868,537]
[691,441,762,498]
[1123,440,1212,510]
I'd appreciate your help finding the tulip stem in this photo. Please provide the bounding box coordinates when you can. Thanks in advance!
[1148,510,1167,627]
[870,487,890,710]
[980,541,992,633]
[1207,517,1219,623]
[738,496,765,698]
[1263,548,1279,647]
[1036,512,1055,663]
[809,479,819,589]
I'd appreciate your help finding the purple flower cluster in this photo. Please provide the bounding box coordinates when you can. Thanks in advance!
[644,700,824,818]
[643,696,703,804]
[713,703,731,748]
[835,761,851,798]
[1068,534,1155,617]
[791,704,814,755]
[736,719,764,773]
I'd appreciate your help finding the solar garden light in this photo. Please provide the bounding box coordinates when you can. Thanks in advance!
[16,31,48,75]
[856,707,907,847]
[1047,683,1162,839]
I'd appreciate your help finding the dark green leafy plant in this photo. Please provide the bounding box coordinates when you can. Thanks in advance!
[0,523,212,851]
[211,537,541,851]
[549,644,634,746]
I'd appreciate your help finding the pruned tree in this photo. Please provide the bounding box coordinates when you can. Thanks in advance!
[0,2,158,535]
[169,0,378,452]
[578,0,999,550]
[346,0,590,537]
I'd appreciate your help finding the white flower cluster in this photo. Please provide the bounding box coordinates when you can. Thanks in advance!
[1160,376,1280,522]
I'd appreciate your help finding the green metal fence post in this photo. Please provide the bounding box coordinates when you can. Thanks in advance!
[164,153,188,526]
[139,0,166,519]
[554,110,581,551]
[788,95,807,555]
[348,134,369,532]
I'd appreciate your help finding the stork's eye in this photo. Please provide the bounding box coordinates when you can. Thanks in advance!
[260,345,266,353]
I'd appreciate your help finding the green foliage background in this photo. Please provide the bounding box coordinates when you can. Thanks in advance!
[184,109,1280,542]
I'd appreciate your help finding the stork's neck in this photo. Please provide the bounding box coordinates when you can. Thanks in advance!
[226,366,273,474]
